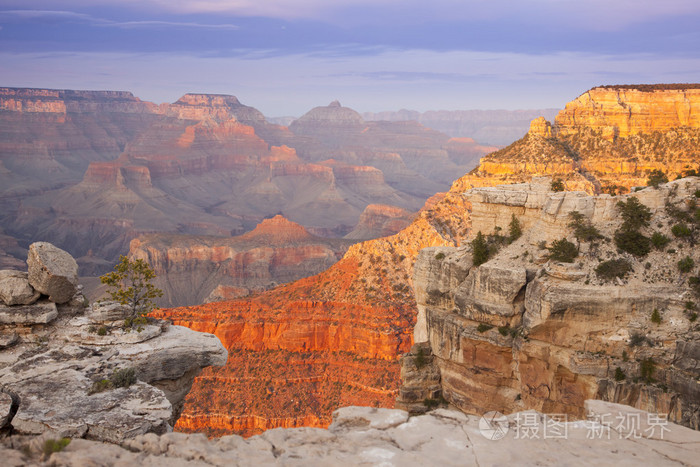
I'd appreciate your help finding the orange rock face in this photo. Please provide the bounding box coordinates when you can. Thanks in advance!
[154,190,472,437]
[555,84,700,139]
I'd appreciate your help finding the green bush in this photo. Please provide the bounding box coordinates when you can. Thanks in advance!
[43,438,71,456]
[548,238,578,262]
[110,368,137,388]
[629,332,650,347]
[614,230,651,257]
[614,367,626,381]
[97,326,107,336]
[434,252,445,260]
[640,358,655,383]
[678,256,695,273]
[650,232,670,249]
[651,309,662,324]
[595,258,633,281]
[498,326,510,336]
[471,231,489,266]
[646,169,668,188]
[671,223,692,238]
[551,179,565,192]
[89,379,112,394]
[617,197,652,231]
[568,211,602,243]
[508,214,522,243]
[477,323,494,333]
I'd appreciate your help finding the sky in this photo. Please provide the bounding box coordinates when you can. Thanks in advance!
[1,1,699,117]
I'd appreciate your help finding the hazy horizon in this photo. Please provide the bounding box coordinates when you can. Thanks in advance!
[1,1,698,116]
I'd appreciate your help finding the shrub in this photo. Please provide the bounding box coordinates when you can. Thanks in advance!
[614,230,651,257]
[471,231,489,266]
[617,197,652,231]
[477,323,494,333]
[434,252,445,260]
[678,256,695,273]
[651,309,662,324]
[508,214,522,243]
[110,368,137,388]
[691,313,698,322]
[568,211,602,243]
[97,326,107,336]
[671,223,692,238]
[89,379,112,394]
[685,301,696,310]
[622,350,629,362]
[651,232,670,249]
[498,325,510,336]
[695,190,700,198]
[646,169,668,188]
[100,255,163,319]
[595,258,633,281]
[548,238,578,262]
[614,367,626,381]
[640,358,655,383]
[551,179,565,192]
[629,332,650,347]
[43,438,71,457]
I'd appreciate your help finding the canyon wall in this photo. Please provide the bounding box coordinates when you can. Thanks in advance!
[402,178,700,429]
[161,84,700,438]
[129,216,354,306]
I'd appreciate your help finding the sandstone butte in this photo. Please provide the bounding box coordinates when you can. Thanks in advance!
[154,84,700,437]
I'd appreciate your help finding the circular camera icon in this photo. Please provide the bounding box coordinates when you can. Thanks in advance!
[479,411,509,440]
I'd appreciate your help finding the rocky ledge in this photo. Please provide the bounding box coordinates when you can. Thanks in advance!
[0,242,227,443]
[2,401,699,466]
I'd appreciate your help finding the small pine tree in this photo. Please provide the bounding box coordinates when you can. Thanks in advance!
[100,255,164,318]
[471,231,489,266]
[548,238,578,263]
[646,169,668,188]
[508,214,522,243]
[617,197,652,232]
[651,309,662,324]
[551,179,565,192]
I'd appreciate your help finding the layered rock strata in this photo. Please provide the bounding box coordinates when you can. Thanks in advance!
[404,177,700,429]
[0,243,227,442]
[128,216,354,306]
[2,402,699,466]
[461,84,700,195]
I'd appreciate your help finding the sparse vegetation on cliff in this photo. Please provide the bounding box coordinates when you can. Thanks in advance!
[547,238,578,263]
[647,169,669,188]
[100,255,163,321]
[471,231,489,266]
[614,197,652,257]
[595,258,633,281]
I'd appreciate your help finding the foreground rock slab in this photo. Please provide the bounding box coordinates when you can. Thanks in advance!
[2,402,698,466]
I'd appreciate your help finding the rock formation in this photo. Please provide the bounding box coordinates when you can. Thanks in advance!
[460,84,700,195]
[127,216,354,306]
[2,402,699,466]
[402,177,700,429]
[0,88,493,276]
[0,242,227,442]
[159,84,700,438]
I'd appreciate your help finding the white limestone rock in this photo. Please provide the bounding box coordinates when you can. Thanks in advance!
[27,242,79,304]
[0,270,40,306]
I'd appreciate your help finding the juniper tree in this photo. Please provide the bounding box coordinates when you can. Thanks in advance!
[100,255,163,318]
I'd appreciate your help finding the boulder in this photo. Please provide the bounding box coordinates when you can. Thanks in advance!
[0,391,13,429]
[27,242,79,304]
[0,270,40,306]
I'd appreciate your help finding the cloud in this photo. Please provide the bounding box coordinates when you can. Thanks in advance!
[0,9,238,30]
[5,0,700,29]
[1,47,698,116]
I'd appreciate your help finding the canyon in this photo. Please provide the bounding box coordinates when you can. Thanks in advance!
[0,88,492,286]
[158,84,700,437]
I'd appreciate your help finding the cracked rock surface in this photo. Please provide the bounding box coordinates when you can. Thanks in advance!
[2,402,698,466]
